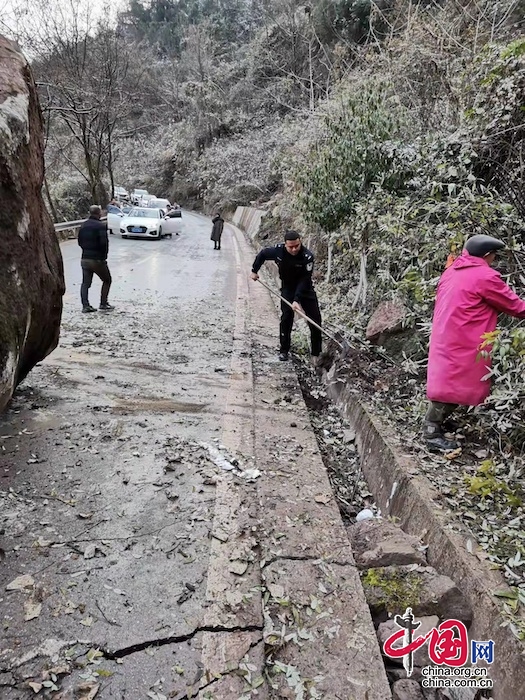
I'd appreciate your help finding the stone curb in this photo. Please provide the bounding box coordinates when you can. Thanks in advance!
[231,223,392,700]
[324,362,525,700]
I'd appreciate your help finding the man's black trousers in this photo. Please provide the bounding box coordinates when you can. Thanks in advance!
[279,287,322,356]
[81,259,112,307]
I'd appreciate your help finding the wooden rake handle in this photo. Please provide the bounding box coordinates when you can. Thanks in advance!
[255,278,344,350]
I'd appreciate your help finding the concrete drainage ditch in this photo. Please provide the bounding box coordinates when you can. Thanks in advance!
[295,358,496,700]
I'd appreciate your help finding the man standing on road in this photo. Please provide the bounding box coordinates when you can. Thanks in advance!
[424,234,525,452]
[250,230,322,363]
[78,205,114,313]
[107,199,121,213]
[211,213,224,250]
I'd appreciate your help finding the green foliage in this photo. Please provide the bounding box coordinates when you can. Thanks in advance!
[293,81,405,232]
[362,567,423,614]
[476,327,525,449]
[48,177,92,222]
[125,0,260,56]
[464,460,522,509]
[311,0,394,45]
[500,38,525,61]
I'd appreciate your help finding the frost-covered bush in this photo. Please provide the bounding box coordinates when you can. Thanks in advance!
[292,80,407,233]
[47,176,92,222]
[184,119,307,212]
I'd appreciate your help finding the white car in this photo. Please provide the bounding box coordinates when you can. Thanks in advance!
[141,194,157,207]
[113,186,129,201]
[119,207,181,239]
[131,189,149,205]
[147,198,171,210]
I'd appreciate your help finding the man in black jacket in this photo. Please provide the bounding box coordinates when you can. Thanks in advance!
[251,230,322,362]
[78,205,114,313]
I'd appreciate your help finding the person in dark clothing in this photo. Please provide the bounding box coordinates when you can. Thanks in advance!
[78,205,114,313]
[211,213,224,250]
[251,230,322,362]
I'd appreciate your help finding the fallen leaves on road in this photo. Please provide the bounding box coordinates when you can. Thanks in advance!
[444,447,463,460]
[24,600,42,621]
[76,682,100,699]
[314,493,331,504]
[6,574,35,591]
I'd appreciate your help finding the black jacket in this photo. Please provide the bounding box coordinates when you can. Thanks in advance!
[78,216,109,261]
[252,243,315,300]
[210,215,224,242]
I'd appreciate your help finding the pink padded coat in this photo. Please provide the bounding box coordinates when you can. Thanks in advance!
[427,251,525,406]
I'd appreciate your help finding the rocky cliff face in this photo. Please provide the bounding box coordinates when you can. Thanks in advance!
[0,36,64,412]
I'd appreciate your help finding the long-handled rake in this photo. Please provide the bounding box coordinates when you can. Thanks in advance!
[256,278,400,365]
[256,278,346,350]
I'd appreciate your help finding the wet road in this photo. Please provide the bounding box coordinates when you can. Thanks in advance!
[0,212,253,698]
[0,213,391,699]
[62,212,236,310]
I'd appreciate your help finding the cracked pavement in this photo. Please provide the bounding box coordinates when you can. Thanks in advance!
[0,215,390,699]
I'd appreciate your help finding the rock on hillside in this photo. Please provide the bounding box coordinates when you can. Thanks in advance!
[0,36,64,411]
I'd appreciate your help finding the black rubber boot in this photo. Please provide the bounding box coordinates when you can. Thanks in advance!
[423,421,459,453]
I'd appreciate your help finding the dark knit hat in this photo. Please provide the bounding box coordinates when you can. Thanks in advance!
[465,234,505,257]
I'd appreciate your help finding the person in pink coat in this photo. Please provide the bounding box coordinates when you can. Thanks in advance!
[424,234,525,452]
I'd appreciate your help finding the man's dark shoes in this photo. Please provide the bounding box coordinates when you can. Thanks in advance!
[82,305,97,313]
[425,435,459,453]
[423,421,459,453]
[278,352,289,361]
[99,303,115,311]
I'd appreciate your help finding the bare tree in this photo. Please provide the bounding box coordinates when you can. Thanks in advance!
[9,0,155,206]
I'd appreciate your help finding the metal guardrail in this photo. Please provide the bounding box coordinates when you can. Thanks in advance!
[54,216,107,233]
[54,219,85,232]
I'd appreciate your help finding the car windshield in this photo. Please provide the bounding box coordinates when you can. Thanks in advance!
[134,189,148,196]
[128,208,158,218]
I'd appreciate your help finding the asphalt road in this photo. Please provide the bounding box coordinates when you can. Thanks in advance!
[62,211,235,308]
[0,213,248,698]
[0,214,391,699]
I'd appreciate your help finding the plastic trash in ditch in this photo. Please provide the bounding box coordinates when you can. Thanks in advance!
[355,508,376,522]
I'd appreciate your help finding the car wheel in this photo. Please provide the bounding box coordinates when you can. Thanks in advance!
[158,227,162,239]
[109,229,113,235]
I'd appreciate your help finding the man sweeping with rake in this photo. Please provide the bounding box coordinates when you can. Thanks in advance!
[250,230,322,364]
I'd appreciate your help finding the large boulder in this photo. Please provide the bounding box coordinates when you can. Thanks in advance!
[366,299,407,344]
[0,36,64,411]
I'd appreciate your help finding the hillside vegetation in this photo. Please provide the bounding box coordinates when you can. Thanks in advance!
[4,0,525,624]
